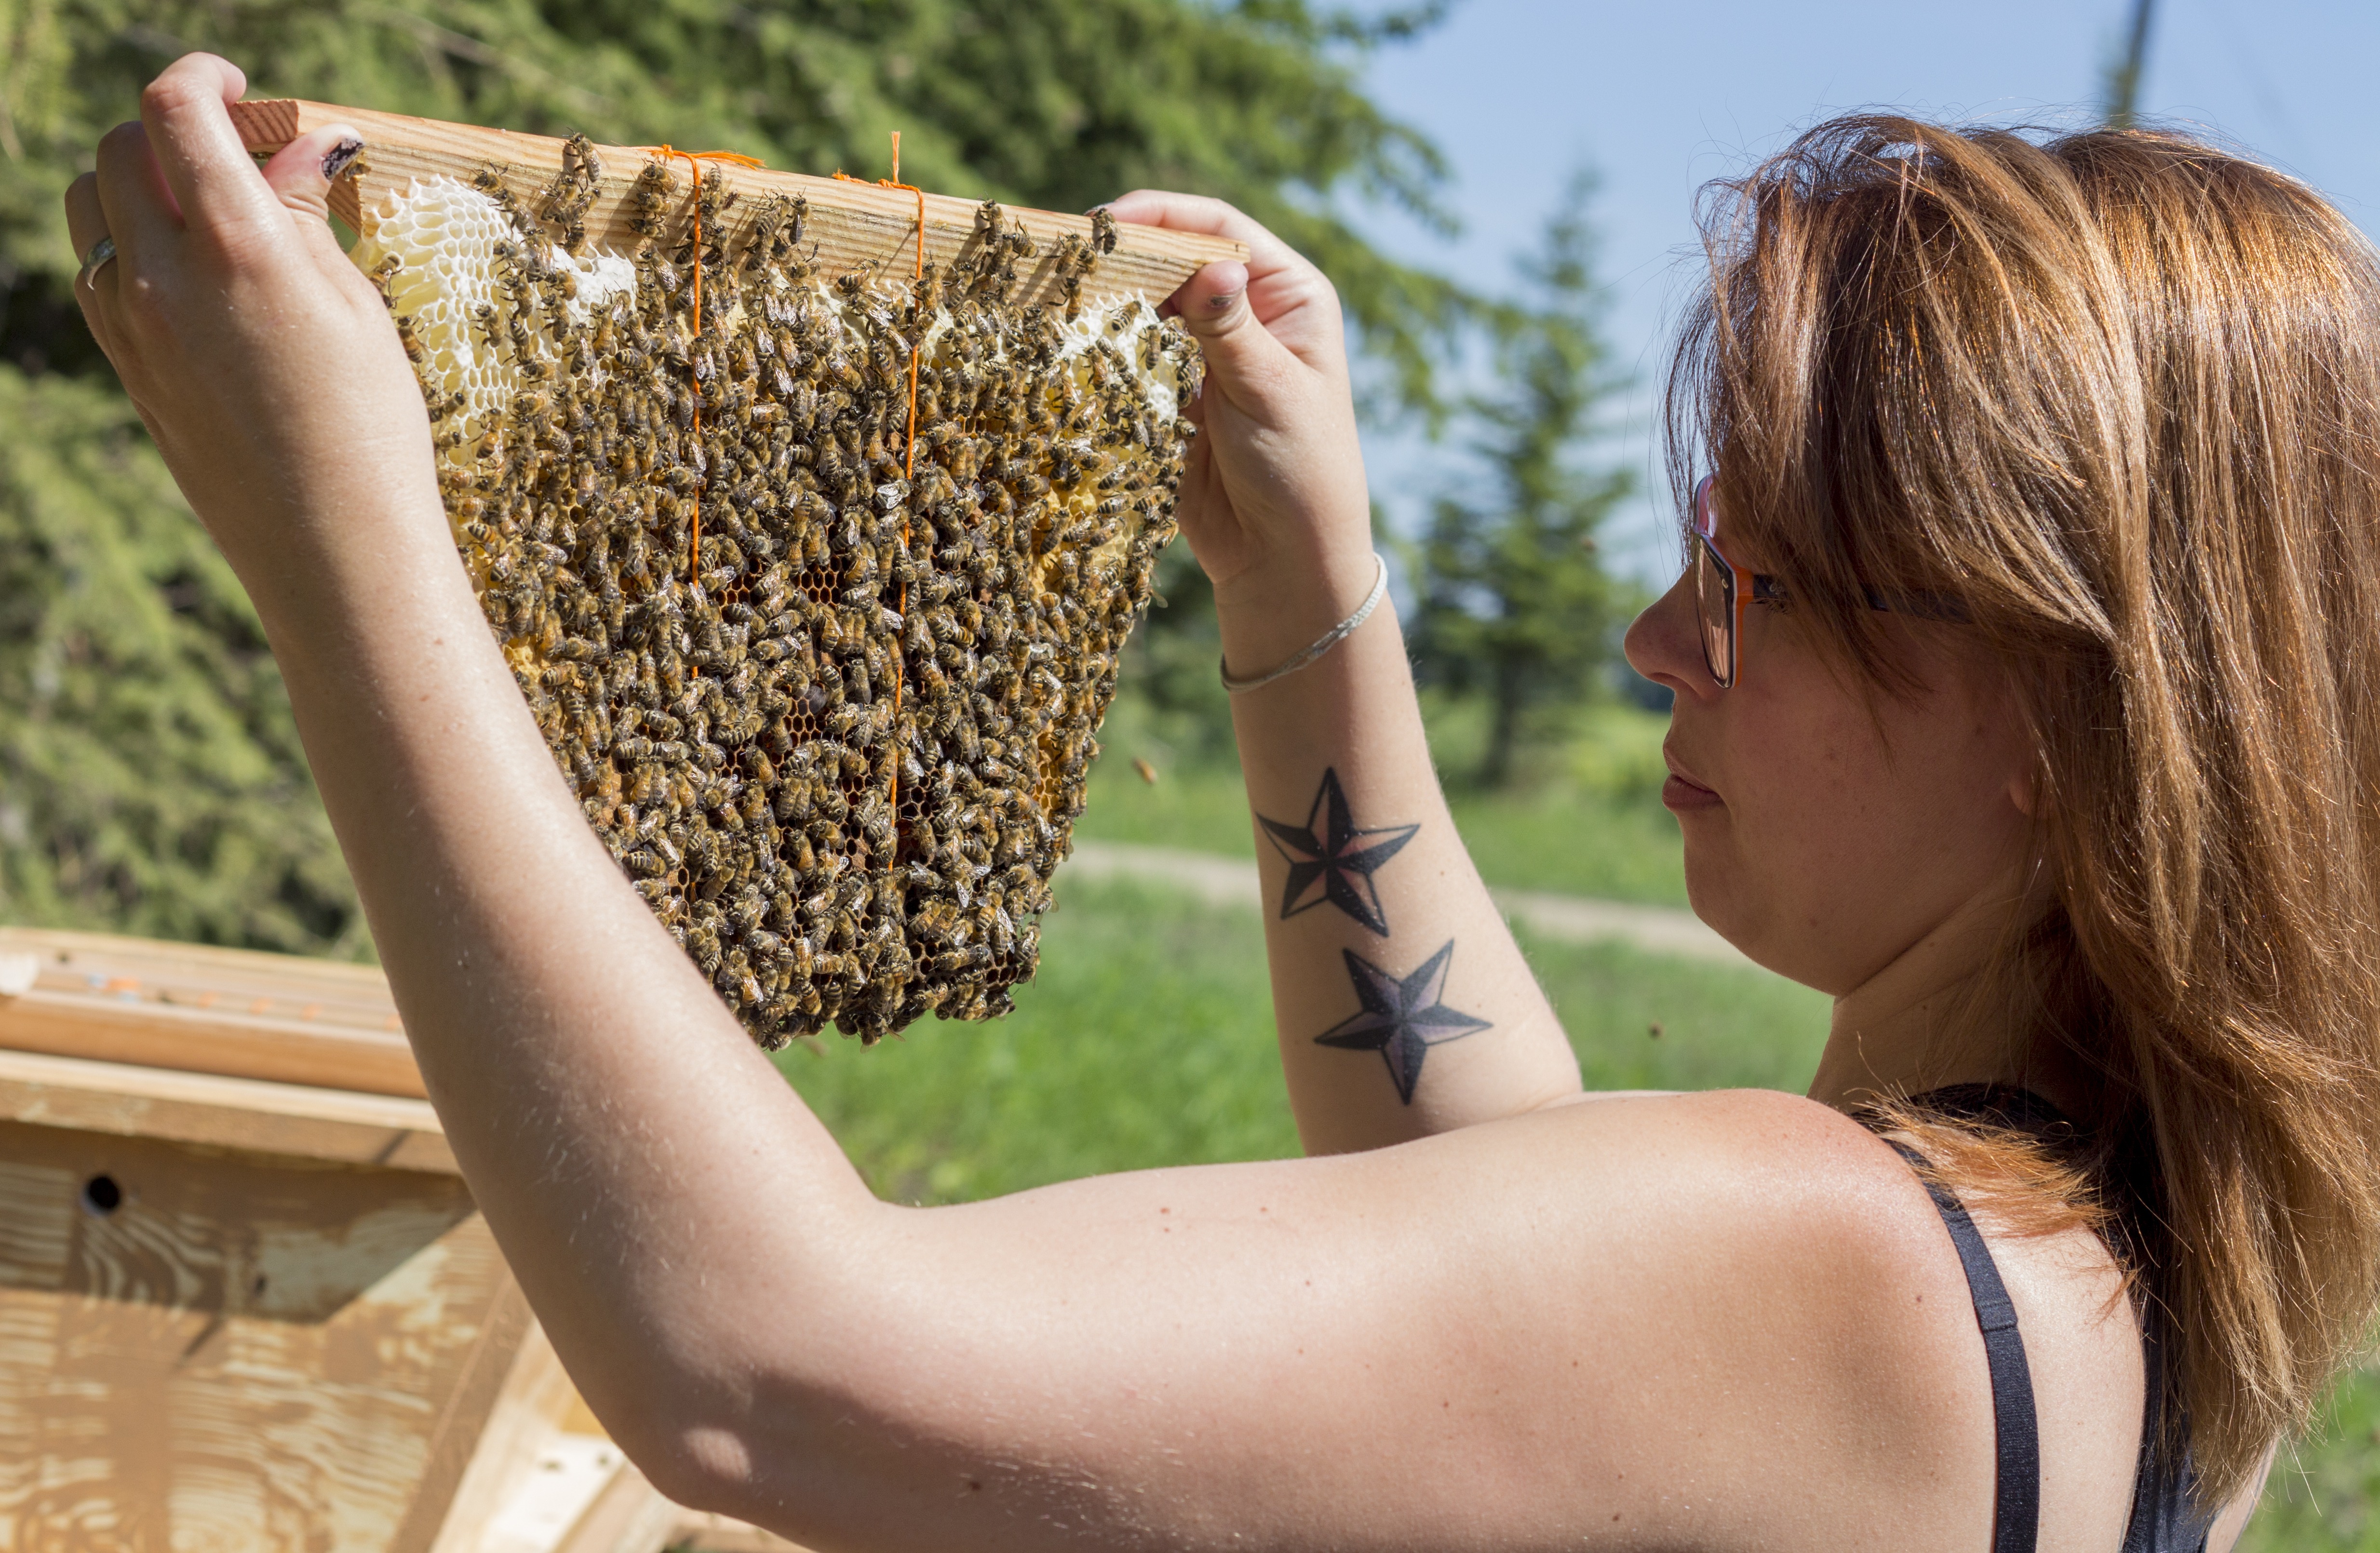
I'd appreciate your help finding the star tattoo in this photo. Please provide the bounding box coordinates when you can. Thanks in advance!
[1314,940,1491,1104]
[1256,768,1418,935]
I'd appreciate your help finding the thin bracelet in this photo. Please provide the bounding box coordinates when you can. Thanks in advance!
[1219,552,1390,695]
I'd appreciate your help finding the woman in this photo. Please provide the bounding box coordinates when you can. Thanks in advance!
[64,52,2380,1550]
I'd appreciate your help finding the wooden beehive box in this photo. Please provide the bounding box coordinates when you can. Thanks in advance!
[0,927,797,1552]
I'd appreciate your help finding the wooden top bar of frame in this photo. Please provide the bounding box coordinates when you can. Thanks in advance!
[228,98,1248,312]
[0,925,426,1101]
[0,1044,454,1171]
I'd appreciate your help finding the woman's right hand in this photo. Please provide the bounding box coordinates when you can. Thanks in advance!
[61,52,442,615]
[1101,192,1379,675]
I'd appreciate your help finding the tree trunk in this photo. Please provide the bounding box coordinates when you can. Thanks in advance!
[1480,659,1522,789]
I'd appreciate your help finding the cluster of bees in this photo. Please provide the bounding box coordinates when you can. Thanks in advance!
[357,140,1200,1043]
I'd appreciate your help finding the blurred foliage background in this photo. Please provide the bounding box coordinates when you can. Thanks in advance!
[0,0,1627,952]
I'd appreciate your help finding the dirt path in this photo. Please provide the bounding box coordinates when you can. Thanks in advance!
[1064,842,1750,967]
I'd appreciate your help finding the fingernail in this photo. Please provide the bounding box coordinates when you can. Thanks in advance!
[322,136,365,181]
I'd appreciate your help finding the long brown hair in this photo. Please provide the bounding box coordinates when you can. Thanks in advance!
[1667,116,2380,1501]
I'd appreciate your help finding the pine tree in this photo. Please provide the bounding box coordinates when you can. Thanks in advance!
[0,0,1470,952]
[0,367,366,952]
[1409,170,1633,790]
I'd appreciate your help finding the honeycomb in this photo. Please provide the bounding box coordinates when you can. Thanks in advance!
[350,145,1200,1043]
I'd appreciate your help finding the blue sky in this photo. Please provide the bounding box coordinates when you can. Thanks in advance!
[1344,0,2380,582]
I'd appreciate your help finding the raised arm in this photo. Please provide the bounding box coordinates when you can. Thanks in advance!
[1105,191,1581,1153]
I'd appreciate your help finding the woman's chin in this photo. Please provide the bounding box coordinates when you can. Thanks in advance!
[1680,847,1732,929]
[1680,848,1767,964]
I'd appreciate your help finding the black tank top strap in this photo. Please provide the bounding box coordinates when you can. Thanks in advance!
[2121,1307,2218,1553]
[1892,1085,2215,1552]
[1889,1137,2042,1553]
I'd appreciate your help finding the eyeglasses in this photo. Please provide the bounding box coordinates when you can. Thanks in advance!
[1689,476,1967,689]
[1690,475,1786,689]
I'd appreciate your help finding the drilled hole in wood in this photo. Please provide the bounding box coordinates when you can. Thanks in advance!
[81,1174,123,1216]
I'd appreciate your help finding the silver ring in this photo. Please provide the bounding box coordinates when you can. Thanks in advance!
[80,235,117,291]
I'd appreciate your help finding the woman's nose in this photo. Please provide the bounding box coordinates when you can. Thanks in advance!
[1623,573,1717,703]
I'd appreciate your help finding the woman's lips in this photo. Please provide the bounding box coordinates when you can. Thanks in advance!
[1661,753,1723,812]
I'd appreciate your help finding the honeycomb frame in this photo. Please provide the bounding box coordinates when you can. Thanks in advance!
[350,143,1202,1044]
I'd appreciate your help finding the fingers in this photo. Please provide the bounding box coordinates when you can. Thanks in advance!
[1111,191,1335,396]
[260,124,363,222]
[92,119,183,269]
[260,124,365,265]
[62,173,121,348]
[63,173,107,266]
[1169,256,1306,407]
[1103,189,1268,248]
[1104,189,1306,277]
[1169,258,1250,324]
[138,53,283,242]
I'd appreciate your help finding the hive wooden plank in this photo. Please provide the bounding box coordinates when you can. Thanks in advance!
[0,918,832,1550]
[0,1045,454,1173]
[0,1116,508,1548]
[429,1314,582,1553]
[0,925,425,1099]
[553,1464,684,1553]
[227,98,1247,312]
[426,1316,699,1553]
[398,1275,538,1553]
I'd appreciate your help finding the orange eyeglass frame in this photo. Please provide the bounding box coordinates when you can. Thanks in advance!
[1690,475,1968,689]
[1690,475,1788,689]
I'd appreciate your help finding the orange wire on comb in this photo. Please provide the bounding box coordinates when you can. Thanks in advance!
[642,146,768,588]
[834,133,928,831]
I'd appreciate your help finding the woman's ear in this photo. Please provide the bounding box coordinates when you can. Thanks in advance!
[1982,664,2046,821]
[2007,753,2051,820]
[2009,769,2038,819]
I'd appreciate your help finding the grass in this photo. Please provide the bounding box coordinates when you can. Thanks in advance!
[775,873,1827,1205]
[776,875,1294,1204]
[2244,1371,2380,1552]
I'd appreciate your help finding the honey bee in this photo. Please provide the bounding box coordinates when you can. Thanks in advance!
[471,164,532,235]
[394,315,429,365]
[538,133,603,253]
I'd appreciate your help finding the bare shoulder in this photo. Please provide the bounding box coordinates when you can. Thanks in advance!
[1563,1088,2149,1551]
[1425,1088,2150,1549]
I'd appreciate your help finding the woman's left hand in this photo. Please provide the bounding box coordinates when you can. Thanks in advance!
[62,52,440,602]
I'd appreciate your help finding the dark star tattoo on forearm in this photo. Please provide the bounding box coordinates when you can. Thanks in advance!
[1314,940,1490,1104]
[1257,767,1418,936]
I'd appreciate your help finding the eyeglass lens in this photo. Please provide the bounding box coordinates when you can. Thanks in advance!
[1693,535,1735,687]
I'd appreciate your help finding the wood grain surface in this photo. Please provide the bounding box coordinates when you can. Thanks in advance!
[0,1045,454,1174]
[0,927,424,1099]
[228,98,1246,311]
[0,990,420,1098]
[0,1118,509,1549]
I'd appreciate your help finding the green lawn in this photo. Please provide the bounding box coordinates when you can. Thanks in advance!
[778,870,2380,1542]
[776,872,1824,1202]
